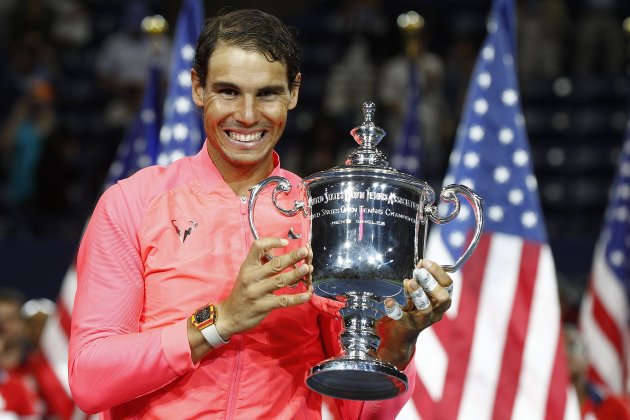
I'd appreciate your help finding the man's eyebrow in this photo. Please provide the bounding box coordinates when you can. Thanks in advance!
[210,81,239,91]
[257,84,287,93]
[210,81,288,93]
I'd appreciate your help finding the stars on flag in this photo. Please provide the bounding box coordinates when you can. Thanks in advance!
[158,0,205,166]
[103,66,163,190]
[438,0,547,253]
[602,122,630,277]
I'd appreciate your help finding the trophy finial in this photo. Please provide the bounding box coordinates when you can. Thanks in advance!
[346,102,388,166]
[363,102,375,124]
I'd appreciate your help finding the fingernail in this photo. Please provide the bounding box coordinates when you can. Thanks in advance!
[298,247,307,257]
[280,238,289,246]
[424,260,433,268]
[299,264,309,274]
[300,293,311,302]
[408,279,420,291]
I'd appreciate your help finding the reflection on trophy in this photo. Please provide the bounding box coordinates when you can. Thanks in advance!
[248,102,484,401]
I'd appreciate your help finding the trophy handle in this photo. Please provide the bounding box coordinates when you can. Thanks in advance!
[426,184,484,273]
[248,176,309,260]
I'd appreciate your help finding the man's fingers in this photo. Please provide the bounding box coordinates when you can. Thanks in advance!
[262,244,309,276]
[384,298,403,320]
[419,260,452,288]
[409,282,431,311]
[415,260,452,301]
[413,268,438,292]
[260,262,311,293]
[246,237,290,264]
[271,291,311,309]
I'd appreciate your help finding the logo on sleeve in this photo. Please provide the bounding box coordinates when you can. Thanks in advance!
[171,219,198,243]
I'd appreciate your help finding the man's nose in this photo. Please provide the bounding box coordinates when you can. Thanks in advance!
[234,95,258,125]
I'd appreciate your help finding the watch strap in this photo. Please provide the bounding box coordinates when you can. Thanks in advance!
[200,323,229,348]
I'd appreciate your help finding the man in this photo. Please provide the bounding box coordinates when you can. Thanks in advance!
[69,9,453,418]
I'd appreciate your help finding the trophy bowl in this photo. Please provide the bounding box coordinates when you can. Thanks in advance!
[248,102,483,400]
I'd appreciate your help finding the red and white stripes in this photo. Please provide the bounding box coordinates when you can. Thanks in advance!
[580,238,630,395]
[402,231,579,419]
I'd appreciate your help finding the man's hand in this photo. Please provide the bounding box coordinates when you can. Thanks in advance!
[376,259,453,370]
[215,237,313,341]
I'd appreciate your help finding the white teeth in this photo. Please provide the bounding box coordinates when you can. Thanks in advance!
[228,131,263,142]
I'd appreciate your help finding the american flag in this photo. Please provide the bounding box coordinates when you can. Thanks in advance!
[579,112,630,394]
[38,1,204,417]
[103,65,163,190]
[398,0,580,418]
[158,0,204,165]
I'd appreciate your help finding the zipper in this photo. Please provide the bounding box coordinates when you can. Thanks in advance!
[225,336,244,419]
[226,194,250,419]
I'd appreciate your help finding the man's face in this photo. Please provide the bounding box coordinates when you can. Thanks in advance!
[192,44,300,177]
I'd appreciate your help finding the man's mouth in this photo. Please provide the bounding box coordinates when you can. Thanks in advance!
[226,131,264,143]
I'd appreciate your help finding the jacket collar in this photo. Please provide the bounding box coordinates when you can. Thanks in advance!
[190,140,283,191]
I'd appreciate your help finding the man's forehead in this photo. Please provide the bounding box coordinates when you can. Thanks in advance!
[206,44,290,87]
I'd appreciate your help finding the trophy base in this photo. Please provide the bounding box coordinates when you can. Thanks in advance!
[306,357,408,400]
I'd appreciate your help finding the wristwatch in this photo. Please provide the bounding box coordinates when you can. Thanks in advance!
[191,303,229,348]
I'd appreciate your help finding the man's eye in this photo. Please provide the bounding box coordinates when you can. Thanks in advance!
[219,89,238,96]
[260,90,279,97]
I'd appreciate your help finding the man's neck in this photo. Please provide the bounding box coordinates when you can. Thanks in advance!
[207,149,275,197]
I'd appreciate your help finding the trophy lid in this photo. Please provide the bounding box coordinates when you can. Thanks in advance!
[345,102,388,167]
[303,102,429,193]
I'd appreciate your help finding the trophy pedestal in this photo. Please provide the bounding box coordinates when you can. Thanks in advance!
[305,292,408,400]
[307,355,407,400]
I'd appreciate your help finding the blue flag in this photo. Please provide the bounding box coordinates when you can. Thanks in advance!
[391,61,422,179]
[158,0,205,165]
[104,65,163,189]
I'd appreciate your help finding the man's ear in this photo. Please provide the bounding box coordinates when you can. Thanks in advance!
[288,73,301,110]
[191,69,204,107]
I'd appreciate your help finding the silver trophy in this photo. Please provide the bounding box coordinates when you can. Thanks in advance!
[248,102,483,401]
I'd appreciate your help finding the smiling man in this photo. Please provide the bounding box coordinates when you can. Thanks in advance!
[68,9,453,419]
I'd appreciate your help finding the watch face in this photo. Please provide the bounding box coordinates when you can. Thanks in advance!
[195,306,212,324]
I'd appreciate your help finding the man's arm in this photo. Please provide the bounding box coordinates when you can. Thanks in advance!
[68,185,196,413]
[69,184,314,413]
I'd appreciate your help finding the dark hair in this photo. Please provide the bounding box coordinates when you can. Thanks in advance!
[193,9,301,90]
[0,287,25,307]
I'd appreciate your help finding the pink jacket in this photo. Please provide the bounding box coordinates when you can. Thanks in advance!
[69,144,415,418]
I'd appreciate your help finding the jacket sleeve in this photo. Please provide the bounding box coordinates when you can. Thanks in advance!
[317,313,416,420]
[68,184,196,413]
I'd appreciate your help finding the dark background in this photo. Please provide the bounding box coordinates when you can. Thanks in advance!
[0,0,628,321]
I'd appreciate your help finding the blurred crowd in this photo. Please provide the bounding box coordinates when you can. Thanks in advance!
[0,0,630,417]
[0,0,173,240]
[0,287,60,417]
[0,0,628,243]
